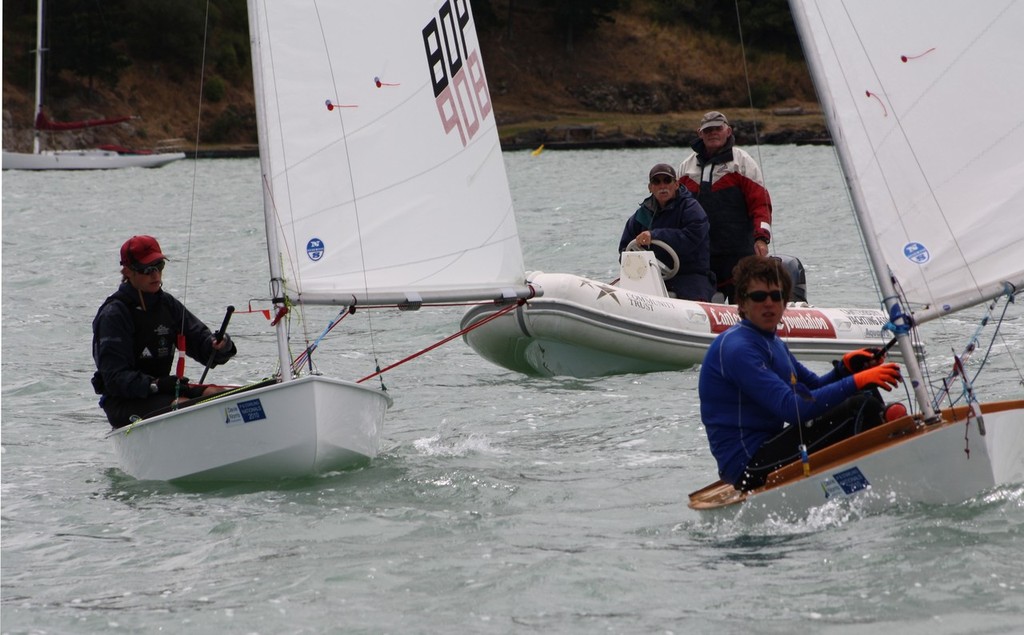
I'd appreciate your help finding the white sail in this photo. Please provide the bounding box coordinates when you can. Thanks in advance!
[248,0,526,305]
[789,1,1024,322]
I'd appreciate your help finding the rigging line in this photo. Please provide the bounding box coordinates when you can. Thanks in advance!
[180,0,213,317]
[290,306,352,373]
[356,299,525,384]
[733,0,767,202]
[930,293,1004,410]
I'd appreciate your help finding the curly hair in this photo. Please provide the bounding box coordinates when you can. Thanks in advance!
[732,255,792,318]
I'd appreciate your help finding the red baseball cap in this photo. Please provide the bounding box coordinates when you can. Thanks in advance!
[120,235,166,267]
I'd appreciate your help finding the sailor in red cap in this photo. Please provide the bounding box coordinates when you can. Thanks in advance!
[90,236,237,427]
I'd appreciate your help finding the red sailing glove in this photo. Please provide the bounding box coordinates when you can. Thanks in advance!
[842,347,884,374]
[854,363,902,391]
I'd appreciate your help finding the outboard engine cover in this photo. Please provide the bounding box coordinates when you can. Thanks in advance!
[775,254,808,303]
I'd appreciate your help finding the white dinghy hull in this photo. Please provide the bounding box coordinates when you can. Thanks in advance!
[463,271,901,378]
[106,376,392,482]
[689,400,1024,521]
[2,149,185,171]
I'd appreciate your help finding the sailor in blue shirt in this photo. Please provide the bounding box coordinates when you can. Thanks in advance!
[698,255,902,490]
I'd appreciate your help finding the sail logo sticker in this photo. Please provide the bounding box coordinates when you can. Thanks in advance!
[224,398,267,427]
[903,241,930,264]
[422,0,492,146]
[306,238,325,261]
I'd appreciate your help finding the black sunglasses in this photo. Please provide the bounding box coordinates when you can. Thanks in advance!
[744,289,783,303]
[650,176,675,185]
[130,260,166,275]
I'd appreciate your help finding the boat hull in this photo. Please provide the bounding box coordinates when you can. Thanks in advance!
[2,149,185,170]
[462,271,903,377]
[688,400,1024,520]
[105,376,392,482]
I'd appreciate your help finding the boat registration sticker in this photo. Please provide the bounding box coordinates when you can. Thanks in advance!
[821,466,870,499]
[224,399,267,426]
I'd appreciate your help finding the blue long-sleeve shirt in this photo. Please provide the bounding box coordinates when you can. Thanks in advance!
[698,319,858,484]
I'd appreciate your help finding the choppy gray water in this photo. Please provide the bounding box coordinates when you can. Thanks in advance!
[3,147,1023,634]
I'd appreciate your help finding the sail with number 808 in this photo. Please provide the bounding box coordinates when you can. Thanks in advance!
[251,0,527,305]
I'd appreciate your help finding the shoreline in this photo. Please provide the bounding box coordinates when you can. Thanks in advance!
[184,122,830,158]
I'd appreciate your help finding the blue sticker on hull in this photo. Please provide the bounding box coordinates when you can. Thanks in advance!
[224,398,267,426]
[821,466,871,499]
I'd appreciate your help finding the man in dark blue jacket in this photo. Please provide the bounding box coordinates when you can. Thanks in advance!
[91,235,237,428]
[618,163,716,301]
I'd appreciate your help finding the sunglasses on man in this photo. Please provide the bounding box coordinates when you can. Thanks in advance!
[743,289,784,303]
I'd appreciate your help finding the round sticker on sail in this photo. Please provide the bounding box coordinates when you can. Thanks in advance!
[306,238,325,261]
[903,241,930,264]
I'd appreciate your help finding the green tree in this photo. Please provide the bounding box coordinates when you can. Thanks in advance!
[650,0,802,58]
[46,0,131,93]
[551,0,621,54]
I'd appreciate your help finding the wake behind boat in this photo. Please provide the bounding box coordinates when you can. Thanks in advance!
[106,0,530,482]
[689,0,1024,517]
[462,251,909,378]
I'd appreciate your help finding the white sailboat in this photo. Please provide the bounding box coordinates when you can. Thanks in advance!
[106,0,531,482]
[2,0,185,171]
[689,0,1024,518]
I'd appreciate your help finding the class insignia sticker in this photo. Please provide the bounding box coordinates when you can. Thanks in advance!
[903,241,930,264]
[306,238,325,261]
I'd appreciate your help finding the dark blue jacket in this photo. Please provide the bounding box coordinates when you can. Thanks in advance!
[618,189,715,301]
[92,282,236,400]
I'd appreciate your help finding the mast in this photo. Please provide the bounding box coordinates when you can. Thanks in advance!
[32,0,45,155]
[246,0,293,382]
[788,1,936,421]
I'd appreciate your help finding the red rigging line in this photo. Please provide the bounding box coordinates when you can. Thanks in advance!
[356,298,527,384]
